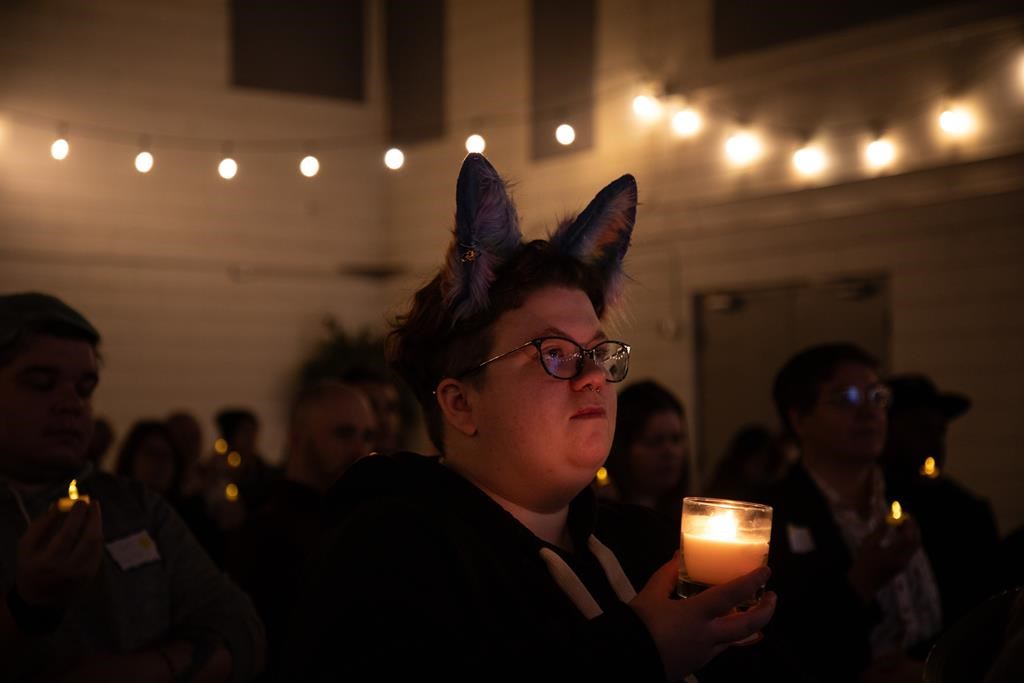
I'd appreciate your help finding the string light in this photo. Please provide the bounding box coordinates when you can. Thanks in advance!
[134,150,154,174]
[938,106,975,138]
[793,145,826,176]
[214,439,228,454]
[465,134,486,154]
[299,155,320,177]
[7,46,1015,184]
[384,148,404,170]
[632,94,662,122]
[555,123,576,146]
[50,137,69,160]
[865,137,896,170]
[225,483,239,502]
[218,156,238,179]
[725,131,761,166]
[671,108,702,137]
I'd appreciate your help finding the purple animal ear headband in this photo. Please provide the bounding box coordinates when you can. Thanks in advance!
[440,153,637,323]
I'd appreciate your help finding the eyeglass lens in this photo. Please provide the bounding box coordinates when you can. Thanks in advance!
[537,338,629,382]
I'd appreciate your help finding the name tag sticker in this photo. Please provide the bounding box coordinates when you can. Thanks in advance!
[106,530,161,570]
[786,524,816,554]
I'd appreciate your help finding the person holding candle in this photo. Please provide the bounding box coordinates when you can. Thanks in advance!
[881,374,1000,624]
[603,380,692,523]
[0,292,265,682]
[284,154,775,682]
[757,343,944,683]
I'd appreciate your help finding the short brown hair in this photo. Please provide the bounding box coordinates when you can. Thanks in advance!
[387,240,605,452]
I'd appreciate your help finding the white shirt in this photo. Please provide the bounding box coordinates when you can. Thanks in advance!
[806,464,943,657]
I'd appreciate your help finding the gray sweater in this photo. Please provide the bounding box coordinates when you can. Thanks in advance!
[1,465,266,681]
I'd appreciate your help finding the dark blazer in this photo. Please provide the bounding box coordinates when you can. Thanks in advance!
[754,461,1000,683]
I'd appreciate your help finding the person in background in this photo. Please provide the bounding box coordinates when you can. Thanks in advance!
[166,411,206,499]
[0,292,265,681]
[602,380,691,522]
[214,408,277,510]
[227,380,376,677]
[343,368,404,453]
[882,373,1000,623]
[757,343,953,683]
[116,420,184,504]
[705,424,789,502]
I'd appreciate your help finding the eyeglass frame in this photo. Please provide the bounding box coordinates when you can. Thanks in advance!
[452,335,632,384]
[821,383,893,410]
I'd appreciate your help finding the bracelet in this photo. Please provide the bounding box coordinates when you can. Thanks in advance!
[4,585,65,636]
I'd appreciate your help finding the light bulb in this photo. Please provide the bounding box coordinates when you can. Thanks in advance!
[134,151,154,174]
[725,131,761,166]
[865,138,895,169]
[218,157,238,179]
[465,134,486,154]
[384,148,405,170]
[300,155,320,177]
[555,123,576,146]
[671,108,702,137]
[938,107,974,137]
[632,94,662,121]
[793,146,826,176]
[51,138,69,160]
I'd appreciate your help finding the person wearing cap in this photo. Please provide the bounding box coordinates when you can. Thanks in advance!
[0,292,265,681]
[882,373,1000,625]
[284,155,775,681]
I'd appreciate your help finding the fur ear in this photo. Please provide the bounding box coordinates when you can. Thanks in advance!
[550,174,637,305]
[441,153,522,322]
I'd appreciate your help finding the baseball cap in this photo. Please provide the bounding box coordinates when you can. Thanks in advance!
[0,292,100,350]
[887,373,970,420]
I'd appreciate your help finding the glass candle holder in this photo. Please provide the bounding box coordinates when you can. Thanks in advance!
[678,497,772,605]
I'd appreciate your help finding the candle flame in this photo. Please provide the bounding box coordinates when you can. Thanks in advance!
[595,467,609,485]
[706,512,739,541]
[68,479,80,501]
[225,483,239,502]
[920,457,939,478]
[890,500,903,521]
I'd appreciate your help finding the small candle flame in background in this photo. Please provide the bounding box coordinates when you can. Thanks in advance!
[594,467,611,487]
[920,456,939,479]
[68,479,80,501]
[706,512,739,541]
[887,500,905,526]
[224,483,239,502]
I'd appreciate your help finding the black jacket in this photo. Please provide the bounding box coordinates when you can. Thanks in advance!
[754,462,999,683]
[283,453,675,681]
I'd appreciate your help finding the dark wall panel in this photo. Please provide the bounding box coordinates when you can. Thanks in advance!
[231,0,365,101]
[531,0,595,160]
[386,0,445,145]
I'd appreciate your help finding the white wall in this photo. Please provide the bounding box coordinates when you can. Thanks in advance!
[0,0,390,460]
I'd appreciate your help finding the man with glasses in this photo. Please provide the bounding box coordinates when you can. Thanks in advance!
[758,343,943,683]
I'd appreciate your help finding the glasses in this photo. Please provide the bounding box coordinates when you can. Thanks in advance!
[460,336,631,383]
[823,384,893,410]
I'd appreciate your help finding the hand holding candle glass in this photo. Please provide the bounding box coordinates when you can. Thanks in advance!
[679,498,773,606]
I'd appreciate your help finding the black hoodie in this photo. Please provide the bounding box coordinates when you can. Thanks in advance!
[283,452,675,681]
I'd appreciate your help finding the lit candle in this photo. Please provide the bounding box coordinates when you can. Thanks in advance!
[679,498,772,598]
[919,457,939,479]
[886,500,905,526]
[57,479,91,512]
